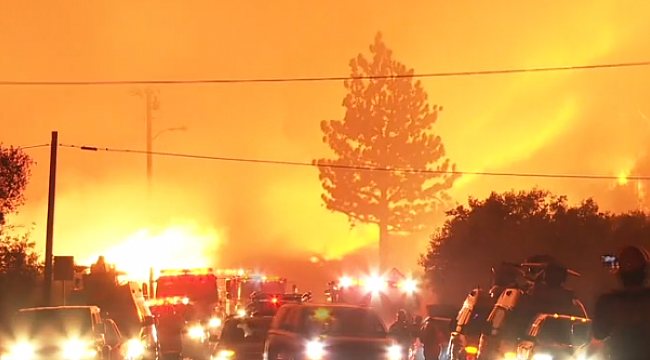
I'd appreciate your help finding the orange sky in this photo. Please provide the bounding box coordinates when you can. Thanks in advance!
[1,0,649,271]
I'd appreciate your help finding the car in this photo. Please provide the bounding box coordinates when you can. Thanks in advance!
[516,313,591,360]
[211,316,273,360]
[0,305,150,360]
[1,306,110,360]
[264,303,401,360]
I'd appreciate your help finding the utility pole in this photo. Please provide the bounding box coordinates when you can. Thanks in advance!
[143,87,161,192]
[43,131,59,306]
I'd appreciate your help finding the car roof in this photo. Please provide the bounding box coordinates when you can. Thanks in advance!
[225,316,273,324]
[535,313,590,322]
[19,306,99,313]
[295,303,370,310]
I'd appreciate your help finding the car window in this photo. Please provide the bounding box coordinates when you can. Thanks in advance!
[537,318,590,346]
[300,307,386,338]
[283,307,302,332]
[220,318,272,344]
[104,320,121,346]
[270,306,289,330]
[15,308,93,334]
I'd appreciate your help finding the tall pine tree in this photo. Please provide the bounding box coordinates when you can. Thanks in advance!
[314,32,458,269]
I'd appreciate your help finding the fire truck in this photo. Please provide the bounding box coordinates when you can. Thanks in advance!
[243,291,312,317]
[147,296,212,360]
[220,269,288,317]
[68,256,159,360]
[325,267,421,318]
[150,268,221,330]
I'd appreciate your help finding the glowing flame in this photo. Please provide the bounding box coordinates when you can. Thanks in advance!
[82,221,222,281]
[618,171,629,185]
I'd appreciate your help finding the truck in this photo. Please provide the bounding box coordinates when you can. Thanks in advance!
[68,256,159,360]
[151,268,221,329]
[325,267,421,321]
[220,270,288,317]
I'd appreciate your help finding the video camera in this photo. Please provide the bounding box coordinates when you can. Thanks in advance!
[601,254,619,272]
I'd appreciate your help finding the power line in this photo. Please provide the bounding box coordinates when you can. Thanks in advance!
[59,143,650,181]
[13,144,50,150]
[1,60,649,86]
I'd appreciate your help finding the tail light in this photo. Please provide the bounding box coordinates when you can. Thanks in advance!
[465,346,478,360]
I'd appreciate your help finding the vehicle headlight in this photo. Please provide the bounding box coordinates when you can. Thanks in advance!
[188,326,205,339]
[213,350,235,360]
[126,339,146,359]
[62,339,96,360]
[306,340,324,360]
[402,280,417,293]
[387,345,402,360]
[4,342,35,360]
[339,277,353,287]
[532,354,553,360]
[502,352,516,360]
[209,318,222,328]
[465,346,478,355]
[364,277,386,293]
[236,309,246,317]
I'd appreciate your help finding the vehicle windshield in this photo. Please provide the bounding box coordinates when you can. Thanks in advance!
[537,318,591,346]
[14,308,93,335]
[240,280,286,299]
[156,275,218,303]
[302,307,386,338]
[150,303,199,321]
[219,318,272,344]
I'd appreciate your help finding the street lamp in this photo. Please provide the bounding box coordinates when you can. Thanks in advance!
[153,126,188,141]
[147,126,187,187]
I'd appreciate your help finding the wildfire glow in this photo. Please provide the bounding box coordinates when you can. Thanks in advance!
[82,221,222,282]
[618,171,629,185]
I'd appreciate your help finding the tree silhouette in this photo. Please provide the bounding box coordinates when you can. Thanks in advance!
[0,145,33,225]
[420,188,650,308]
[314,32,459,269]
[0,229,41,317]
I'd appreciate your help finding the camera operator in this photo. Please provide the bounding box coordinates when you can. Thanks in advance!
[591,245,650,360]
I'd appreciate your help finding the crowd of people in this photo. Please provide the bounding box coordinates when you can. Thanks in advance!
[386,244,650,360]
[388,309,448,360]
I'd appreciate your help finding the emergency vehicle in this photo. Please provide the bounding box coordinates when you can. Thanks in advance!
[147,296,211,360]
[243,292,312,317]
[326,268,421,317]
[68,256,158,360]
[220,269,288,317]
[150,268,221,331]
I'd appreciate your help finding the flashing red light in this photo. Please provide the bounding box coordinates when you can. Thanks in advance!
[271,297,278,304]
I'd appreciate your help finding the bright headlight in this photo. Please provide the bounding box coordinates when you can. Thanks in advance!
[387,345,402,360]
[7,342,35,360]
[306,340,324,360]
[209,318,222,328]
[502,352,516,360]
[339,277,353,287]
[532,354,552,360]
[364,277,386,293]
[402,279,417,293]
[213,349,235,360]
[236,309,246,317]
[126,339,145,359]
[62,339,96,360]
[188,326,205,339]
